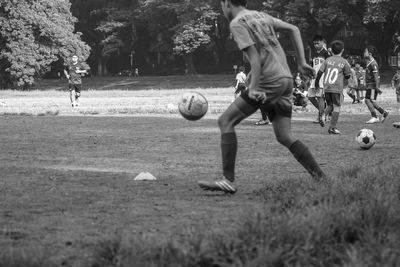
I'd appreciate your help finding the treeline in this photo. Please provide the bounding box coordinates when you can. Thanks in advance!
[1,0,400,87]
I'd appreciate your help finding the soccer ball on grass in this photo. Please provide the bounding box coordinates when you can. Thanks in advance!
[178,91,208,121]
[355,128,376,150]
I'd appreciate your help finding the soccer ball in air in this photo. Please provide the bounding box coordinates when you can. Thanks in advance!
[178,91,208,121]
[355,128,376,150]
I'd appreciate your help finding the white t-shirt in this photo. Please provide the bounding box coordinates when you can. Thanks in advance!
[236,72,246,84]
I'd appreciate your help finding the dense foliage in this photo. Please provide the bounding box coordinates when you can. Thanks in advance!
[0,0,90,87]
[1,0,400,86]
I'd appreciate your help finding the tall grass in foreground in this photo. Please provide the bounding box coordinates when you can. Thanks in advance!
[91,164,400,267]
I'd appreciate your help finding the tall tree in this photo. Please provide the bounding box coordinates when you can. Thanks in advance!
[0,0,90,87]
[172,3,218,74]
[362,0,400,65]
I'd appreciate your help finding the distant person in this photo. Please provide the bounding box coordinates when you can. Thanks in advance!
[315,40,351,134]
[354,61,365,103]
[234,66,247,98]
[309,35,331,126]
[363,45,389,124]
[293,74,308,110]
[134,68,140,77]
[198,0,326,194]
[64,54,88,107]
[391,67,400,103]
[346,62,359,104]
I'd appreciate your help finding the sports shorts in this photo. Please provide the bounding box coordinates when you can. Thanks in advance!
[325,92,342,107]
[240,77,292,122]
[365,84,378,101]
[69,83,82,93]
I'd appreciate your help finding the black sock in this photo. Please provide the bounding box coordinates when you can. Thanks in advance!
[376,107,384,114]
[289,140,326,180]
[221,132,237,182]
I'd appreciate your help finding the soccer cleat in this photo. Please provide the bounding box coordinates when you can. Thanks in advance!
[255,119,269,125]
[328,127,341,134]
[198,177,237,194]
[393,122,400,128]
[366,117,380,124]
[381,110,389,123]
[312,118,320,124]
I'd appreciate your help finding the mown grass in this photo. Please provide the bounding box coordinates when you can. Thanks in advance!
[88,164,400,267]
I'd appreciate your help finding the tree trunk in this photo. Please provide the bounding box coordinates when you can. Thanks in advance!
[184,54,197,75]
[97,56,109,76]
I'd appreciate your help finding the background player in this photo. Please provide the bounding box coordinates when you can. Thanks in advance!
[198,0,326,194]
[363,46,389,124]
[391,67,400,103]
[64,55,88,107]
[234,66,247,98]
[308,35,331,126]
[315,40,351,134]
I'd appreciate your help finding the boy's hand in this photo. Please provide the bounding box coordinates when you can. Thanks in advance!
[376,88,383,95]
[298,63,315,79]
[248,89,267,103]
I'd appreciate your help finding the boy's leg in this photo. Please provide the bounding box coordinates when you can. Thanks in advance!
[69,88,75,106]
[74,84,82,105]
[272,115,326,180]
[365,98,377,117]
[329,104,341,134]
[218,97,257,181]
[198,96,258,193]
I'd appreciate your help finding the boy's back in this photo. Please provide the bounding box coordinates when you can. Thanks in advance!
[229,9,292,88]
[319,55,351,93]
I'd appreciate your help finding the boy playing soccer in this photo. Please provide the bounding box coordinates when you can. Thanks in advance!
[391,67,400,103]
[198,0,326,194]
[363,45,389,124]
[64,55,88,107]
[234,66,247,97]
[315,41,351,134]
[308,35,331,126]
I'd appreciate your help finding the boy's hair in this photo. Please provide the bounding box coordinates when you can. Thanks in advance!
[365,45,377,57]
[222,0,247,6]
[313,34,324,42]
[239,66,245,72]
[330,40,344,55]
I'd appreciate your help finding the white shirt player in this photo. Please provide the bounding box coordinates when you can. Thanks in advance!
[235,71,246,84]
[310,48,331,89]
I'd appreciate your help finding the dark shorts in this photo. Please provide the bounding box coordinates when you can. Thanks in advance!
[325,92,342,107]
[240,78,292,122]
[365,89,378,100]
[69,83,82,93]
[235,83,247,95]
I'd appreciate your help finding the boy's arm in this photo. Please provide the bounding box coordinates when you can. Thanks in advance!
[63,68,69,79]
[272,19,314,78]
[314,70,323,89]
[242,45,266,102]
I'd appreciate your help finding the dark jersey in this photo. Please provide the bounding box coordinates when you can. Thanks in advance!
[365,59,379,89]
[310,48,331,89]
[65,62,85,84]
[319,55,351,93]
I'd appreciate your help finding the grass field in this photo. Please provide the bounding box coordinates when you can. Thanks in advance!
[1,76,400,266]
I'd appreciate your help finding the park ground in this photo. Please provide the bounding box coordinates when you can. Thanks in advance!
[0,75,400,266]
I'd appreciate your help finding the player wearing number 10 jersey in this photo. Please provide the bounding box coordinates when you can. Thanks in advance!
[315,40,351,134]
